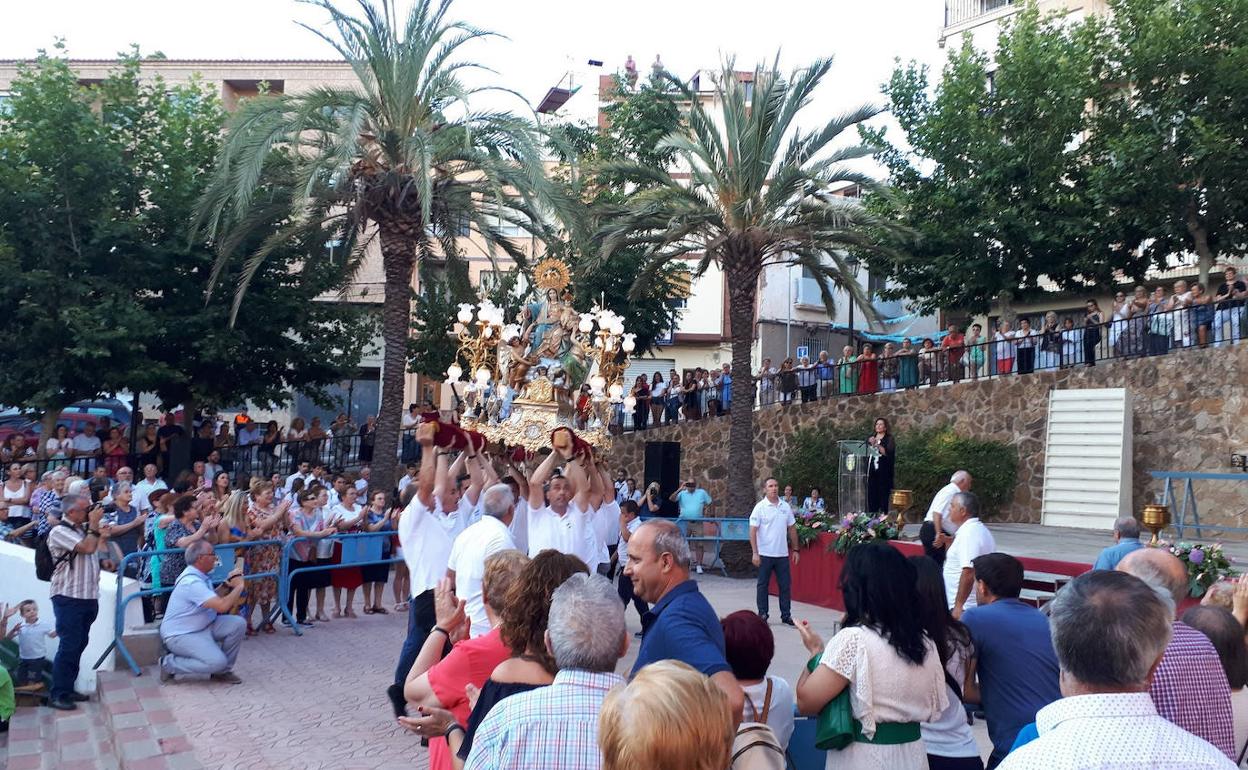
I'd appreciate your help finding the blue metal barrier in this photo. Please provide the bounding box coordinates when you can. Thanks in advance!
[641,515,752,576]
[278,532,403,637]
[112,539,285,676]
[1149,471,1248,539]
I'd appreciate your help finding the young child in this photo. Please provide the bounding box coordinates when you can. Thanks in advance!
[4,600,56,686]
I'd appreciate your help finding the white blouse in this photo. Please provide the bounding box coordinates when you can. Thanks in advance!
[819,626,947,738]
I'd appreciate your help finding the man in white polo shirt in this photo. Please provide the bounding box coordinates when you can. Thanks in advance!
[392,427,470,687]
[944,491,996,619]
[923,470,972,565]
[525,447,598,572]
[749,477,800,626]
[446,482,517,637]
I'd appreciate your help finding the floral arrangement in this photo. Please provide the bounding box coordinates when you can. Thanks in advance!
[829,512,900,556]
[1152,541,1236,598]
[794,508,839,548]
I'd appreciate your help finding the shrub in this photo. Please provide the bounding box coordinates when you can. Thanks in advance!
[775,421,1018,519]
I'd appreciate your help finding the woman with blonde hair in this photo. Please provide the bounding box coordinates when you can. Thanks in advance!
[599,660,735,770]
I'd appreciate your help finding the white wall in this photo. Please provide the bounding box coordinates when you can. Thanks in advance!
[674,261,725,336]
[0,542,144,692]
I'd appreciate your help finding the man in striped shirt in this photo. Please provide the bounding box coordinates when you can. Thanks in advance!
[47,493,112,711]
[465,574,627,770]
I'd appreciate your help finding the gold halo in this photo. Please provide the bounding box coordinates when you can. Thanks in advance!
[533,258,571,292]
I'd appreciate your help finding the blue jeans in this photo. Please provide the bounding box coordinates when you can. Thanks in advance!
[392,588,435,686]
[756,556,792,619]
[51,595,98,701]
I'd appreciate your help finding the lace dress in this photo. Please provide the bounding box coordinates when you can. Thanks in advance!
[818,626,947,769]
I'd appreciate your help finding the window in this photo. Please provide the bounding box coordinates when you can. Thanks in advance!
[325,238,344,263]
[0,92,13,115]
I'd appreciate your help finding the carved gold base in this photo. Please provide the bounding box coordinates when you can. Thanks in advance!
[463,403,612,454]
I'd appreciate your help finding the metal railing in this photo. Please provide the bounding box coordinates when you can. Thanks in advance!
[613,303,1246,433]
[1150,471,1248,539]
[110,531,401,675]
[945,0,1015,28]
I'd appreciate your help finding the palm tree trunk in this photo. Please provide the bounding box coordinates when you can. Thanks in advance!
[726,269,759,518]
[372,226,418,497]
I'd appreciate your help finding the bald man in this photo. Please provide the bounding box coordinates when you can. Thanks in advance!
[921,470,972,564]
[1118,549,1235,760]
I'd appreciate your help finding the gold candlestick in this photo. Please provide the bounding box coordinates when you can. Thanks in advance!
[890,489,913,531]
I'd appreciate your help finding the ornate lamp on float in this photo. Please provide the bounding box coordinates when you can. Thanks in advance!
[443,257,634,454]
[890,489,913,531]
[1142,502,1171,546]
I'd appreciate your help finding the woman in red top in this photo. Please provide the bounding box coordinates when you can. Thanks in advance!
[856,343,880,394]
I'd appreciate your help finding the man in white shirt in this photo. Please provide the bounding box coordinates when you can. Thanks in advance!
[999,569,1235,770]
[749,478,799,625]
[354,466,370,493]
[392,428,470,687]
[944,491,995,618]
[446,483,517,637]
[133,464,168,514]
[923,470,972,564]
[591,462,620,578]
[72,423,102,472]
[396,462,418,494]
[284,461,312,494]
[525,444,599,572]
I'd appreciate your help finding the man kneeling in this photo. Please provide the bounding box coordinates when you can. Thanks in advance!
[159,540,246,684]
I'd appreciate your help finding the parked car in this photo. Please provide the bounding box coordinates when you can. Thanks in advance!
[0,410,126,448]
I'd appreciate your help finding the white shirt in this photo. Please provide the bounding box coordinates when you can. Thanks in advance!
[925,482,961,534]
[527,502,598,572]
[509,498,529,555]
[921,637,980,758]
[741,675,796,749]
[943,518,995,611]
[593,499,620,554]
[749,498,795,558]
[354,478,369,493]
[999,692,1236,770]
[397,474,417,493]
[397,496,468,597]
[401,411,420,430]
[133,478,168,513]
[447,515,516,638]
[617,516,641,565]
[285,471,312,493]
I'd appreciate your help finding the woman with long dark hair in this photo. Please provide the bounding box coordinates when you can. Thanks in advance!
[865,417,896,515]
[795,541,945,769]
[909,556,983,770]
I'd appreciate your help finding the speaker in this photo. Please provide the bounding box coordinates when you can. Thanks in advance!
[643,441,681,517]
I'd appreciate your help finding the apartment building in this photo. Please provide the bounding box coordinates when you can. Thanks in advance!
[940,0,1109,51]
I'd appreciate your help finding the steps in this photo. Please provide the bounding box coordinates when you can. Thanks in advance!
[1041,388,1133,530]
[2,672,201,770]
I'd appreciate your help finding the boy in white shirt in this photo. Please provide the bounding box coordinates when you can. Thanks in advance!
[4,600,57,686]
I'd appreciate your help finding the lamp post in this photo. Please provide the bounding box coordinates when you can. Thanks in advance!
[846,254,861,349]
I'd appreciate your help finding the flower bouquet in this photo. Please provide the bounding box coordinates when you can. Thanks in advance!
[1152,541,1237,598]
[794,509,838,548]
[830,512,900,556]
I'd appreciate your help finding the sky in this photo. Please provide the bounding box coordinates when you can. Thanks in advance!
[1,0,951,128]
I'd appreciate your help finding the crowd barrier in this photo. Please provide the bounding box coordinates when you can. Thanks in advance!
[1150,471,1248,539]
[642,515,752,576]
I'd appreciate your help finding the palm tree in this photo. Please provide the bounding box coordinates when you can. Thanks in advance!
[198,0,549,494]
[599,59,907,517]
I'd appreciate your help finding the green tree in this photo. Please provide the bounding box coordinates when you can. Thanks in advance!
[1087,0,1248,286]
[866,7,1102,313]
[0,48,164,446]
[198,0,551,494]
[600,59,903,516]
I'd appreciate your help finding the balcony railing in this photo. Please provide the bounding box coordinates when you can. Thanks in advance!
[945,0,1016,29]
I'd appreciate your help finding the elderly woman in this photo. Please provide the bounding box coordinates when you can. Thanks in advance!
[330,485,366,618]
[796,541,946,769]
[721,610,797,748]
[29,470,67,542]
[599,660,735,770]
[159,494,221,587]
[245,482,289,634]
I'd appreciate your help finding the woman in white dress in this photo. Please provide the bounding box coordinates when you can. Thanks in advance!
[795,541,946,770]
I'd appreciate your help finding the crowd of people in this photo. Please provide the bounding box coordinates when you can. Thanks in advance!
[7,402,1247,769]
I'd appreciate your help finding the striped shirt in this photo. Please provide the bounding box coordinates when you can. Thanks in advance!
[48,523,101,601]
[1149,622,1236,760]
[464,669,624,770]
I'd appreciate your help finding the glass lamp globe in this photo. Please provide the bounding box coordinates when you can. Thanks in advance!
[446,363,463,381]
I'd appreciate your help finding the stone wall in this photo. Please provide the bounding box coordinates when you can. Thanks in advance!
[612,343,1248,528]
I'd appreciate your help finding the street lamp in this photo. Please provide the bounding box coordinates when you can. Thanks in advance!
[846,254,861,348]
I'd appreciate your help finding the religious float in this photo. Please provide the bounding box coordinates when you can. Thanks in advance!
[441,257,635,454]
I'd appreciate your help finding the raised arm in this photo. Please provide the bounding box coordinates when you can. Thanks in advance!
[527,451,560,510]
[415,435,438,511]
[564,455,593,512]
[507,458,529,500]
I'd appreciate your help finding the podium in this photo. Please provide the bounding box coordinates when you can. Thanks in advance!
[837,440,867,515]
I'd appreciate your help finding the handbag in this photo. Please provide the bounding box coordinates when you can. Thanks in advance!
[806,653,856,750]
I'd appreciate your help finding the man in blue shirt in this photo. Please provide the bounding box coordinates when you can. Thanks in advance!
[159,540,247,684]
[1091,516,1145,571]
[671,480,713,573]
[961,553,1061,769]
[623,519,744,720]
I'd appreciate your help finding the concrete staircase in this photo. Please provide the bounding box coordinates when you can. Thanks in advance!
[2,672,201,770]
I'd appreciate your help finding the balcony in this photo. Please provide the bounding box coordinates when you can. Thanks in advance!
[944,0,1016,29]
